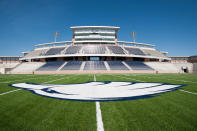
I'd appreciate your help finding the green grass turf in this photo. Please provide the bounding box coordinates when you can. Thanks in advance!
[0,74,197,131]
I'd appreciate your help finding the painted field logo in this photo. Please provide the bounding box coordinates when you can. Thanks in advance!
[10,82,183,102]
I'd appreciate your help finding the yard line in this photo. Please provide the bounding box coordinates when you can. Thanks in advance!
[94,74,96,81]
[112,74,146,82]
[180,90,197,95]
[0,77,39,83]
[0,75,73,96]
[94,74,104,131]
[148,75,197,84]
[42,77,68,84]
[0,89,21,96]
[96,102,104,131]
[128,75,197,84]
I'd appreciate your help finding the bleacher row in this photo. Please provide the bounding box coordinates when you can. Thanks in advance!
[11,61,155,72]
[36,61,154,71]
[25,45,166,58]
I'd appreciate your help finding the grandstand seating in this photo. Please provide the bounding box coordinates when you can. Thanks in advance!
[36,61,64,71]
[11,62,45,72]
[124,47,145,55]
[25,49,48,58]
[84,61,107,70]
[142,49,166,58]
[64,46,82,54]
[107,61,129,70]
[45,47,65,55]
[0,63,19,68]
[83,45,106,54]
[108,46,125,54]
[61,61,82,70]
[125,61,153,70]
[145,62,179,73]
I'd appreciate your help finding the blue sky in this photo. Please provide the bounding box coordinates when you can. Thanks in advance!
[0,0,196,56]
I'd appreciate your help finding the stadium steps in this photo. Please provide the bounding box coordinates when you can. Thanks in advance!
[60,61,82,70]
[122,61,132,70]
[83,61,107,70]
[61,46,69,54]
[57,62,67,71]
[105,46,111,54]
[107,61,129,70]
[121,47,129,55]
[36,62,64,71]
[104,61,110,71]
[80,62,86,71]
[104,47,108,54]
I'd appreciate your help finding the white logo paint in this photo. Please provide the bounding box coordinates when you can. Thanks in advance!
[10,82,183,101]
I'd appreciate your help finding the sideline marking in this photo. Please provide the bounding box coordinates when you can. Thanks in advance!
[94,74,104,131]
[0,75,73,96]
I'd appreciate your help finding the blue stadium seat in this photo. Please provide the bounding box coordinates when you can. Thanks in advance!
[84,61,107,70]
[107,61,129,70]
[124,47,145,55]
[125,61,153,70]
[36,61,64,71]
[83,45,106,54]
[108,46,125,54]
[64,46,82,54]
[61,61,82,70]
[45,47,65,55]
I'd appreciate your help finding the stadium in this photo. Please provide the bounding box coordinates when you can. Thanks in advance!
[2,26,195,74]
[0,26,197,131]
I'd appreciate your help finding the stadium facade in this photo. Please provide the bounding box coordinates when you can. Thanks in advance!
[4,26,195,74]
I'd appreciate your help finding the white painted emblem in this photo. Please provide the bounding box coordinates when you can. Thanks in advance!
[10,82,183,101]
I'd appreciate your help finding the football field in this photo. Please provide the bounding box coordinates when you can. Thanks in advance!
[0,74,197,131]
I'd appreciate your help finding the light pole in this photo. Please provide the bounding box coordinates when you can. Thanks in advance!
[131,31,136,43]
[54,31,59,42]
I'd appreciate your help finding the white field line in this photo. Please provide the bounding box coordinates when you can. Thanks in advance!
[42,77,68,84]
[139,75,197,84]
[0,89,21,96]
[179,89,197,95]
[0,77,39,83]
[121,74,197,95]
[94,74,104,131]
[96,102,104,131]
[112,74,145,82]
[123,74,197,84]
[0,75,75,96]
[94,74,96,82]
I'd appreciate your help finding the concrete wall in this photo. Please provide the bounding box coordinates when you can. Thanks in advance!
[0,68,5,74]
[173,63,193,73]
[193,63,197,73]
